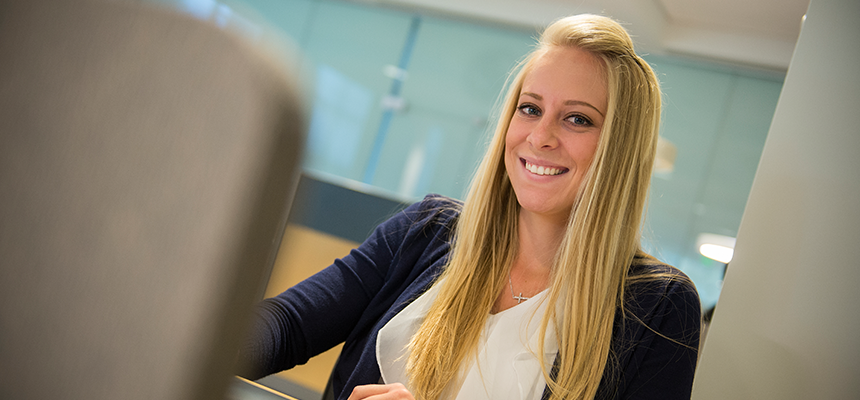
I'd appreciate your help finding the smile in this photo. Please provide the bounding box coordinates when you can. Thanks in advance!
[523,159,567,176]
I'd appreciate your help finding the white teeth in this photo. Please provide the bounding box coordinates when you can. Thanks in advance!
[525,161,564,176]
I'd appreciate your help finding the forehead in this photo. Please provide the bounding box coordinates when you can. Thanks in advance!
[521,46,608,112]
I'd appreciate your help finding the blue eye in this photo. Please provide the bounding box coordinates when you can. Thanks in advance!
[517,103,541,116]
[566,114,593,126]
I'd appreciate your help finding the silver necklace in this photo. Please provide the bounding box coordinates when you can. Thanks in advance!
[508,271,529,304]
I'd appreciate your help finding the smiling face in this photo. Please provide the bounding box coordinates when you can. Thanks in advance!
[504,46,608,223]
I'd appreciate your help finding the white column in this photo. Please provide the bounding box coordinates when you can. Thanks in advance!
[692,0,860,398]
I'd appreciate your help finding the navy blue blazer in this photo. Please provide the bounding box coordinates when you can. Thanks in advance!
[240,195,701,399]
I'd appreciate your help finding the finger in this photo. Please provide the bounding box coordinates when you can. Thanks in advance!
[348,384,388,400]
[347,383,414,400]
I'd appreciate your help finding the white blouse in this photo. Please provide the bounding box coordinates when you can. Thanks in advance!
[376,280,558,400]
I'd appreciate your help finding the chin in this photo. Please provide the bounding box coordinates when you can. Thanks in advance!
[514,196,571,220]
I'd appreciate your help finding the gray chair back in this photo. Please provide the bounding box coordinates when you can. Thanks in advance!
[0,1,305,399]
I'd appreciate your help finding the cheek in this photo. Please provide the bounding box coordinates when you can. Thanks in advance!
[504,125,515,149]
[503,134,516,173]
[582,141,600,164]
[566,135,601,170]
[504,120,528,150]
[503,126,519,157]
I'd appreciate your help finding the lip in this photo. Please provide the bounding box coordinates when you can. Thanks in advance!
[520,157,569,177]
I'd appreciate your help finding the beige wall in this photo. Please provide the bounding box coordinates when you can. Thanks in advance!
[265,224,358,392]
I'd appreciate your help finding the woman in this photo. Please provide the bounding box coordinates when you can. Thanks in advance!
[239,14,701,400]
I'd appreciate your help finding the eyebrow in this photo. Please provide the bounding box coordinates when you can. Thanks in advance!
[520,92,605,118]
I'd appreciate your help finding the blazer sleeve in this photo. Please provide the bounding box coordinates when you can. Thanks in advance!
[237,197,444,379]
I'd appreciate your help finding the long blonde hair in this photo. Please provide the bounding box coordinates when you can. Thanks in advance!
[406,14,662,400]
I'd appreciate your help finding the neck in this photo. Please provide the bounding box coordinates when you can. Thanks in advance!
[493,208,568,313]
[516,209,567,272]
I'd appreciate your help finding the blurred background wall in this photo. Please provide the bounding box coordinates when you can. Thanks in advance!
[140,0,791,310]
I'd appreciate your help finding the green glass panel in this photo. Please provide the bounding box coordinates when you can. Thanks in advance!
[371,16,534,199]
[644,56,734,264]
[134,0,786,310]
[300,1,413,182]
[221,0,315,44]
[643,56,783,308]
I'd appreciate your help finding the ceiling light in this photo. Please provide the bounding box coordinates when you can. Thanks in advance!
[696,233,736,264]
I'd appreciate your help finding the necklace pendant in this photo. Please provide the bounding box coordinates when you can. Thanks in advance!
[509,271,530,304]
[513,293,529,304]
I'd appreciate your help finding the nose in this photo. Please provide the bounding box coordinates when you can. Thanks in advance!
[527,117,558,150]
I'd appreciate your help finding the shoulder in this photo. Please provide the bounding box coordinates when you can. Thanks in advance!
[604,253,701,400]
[623,251,701,337]
[398,194,462,232]
[626,252,698,300]
[406,194,462,217]
[368,194,461,253]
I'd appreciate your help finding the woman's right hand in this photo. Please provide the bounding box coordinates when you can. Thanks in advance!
[347,383,415,400]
